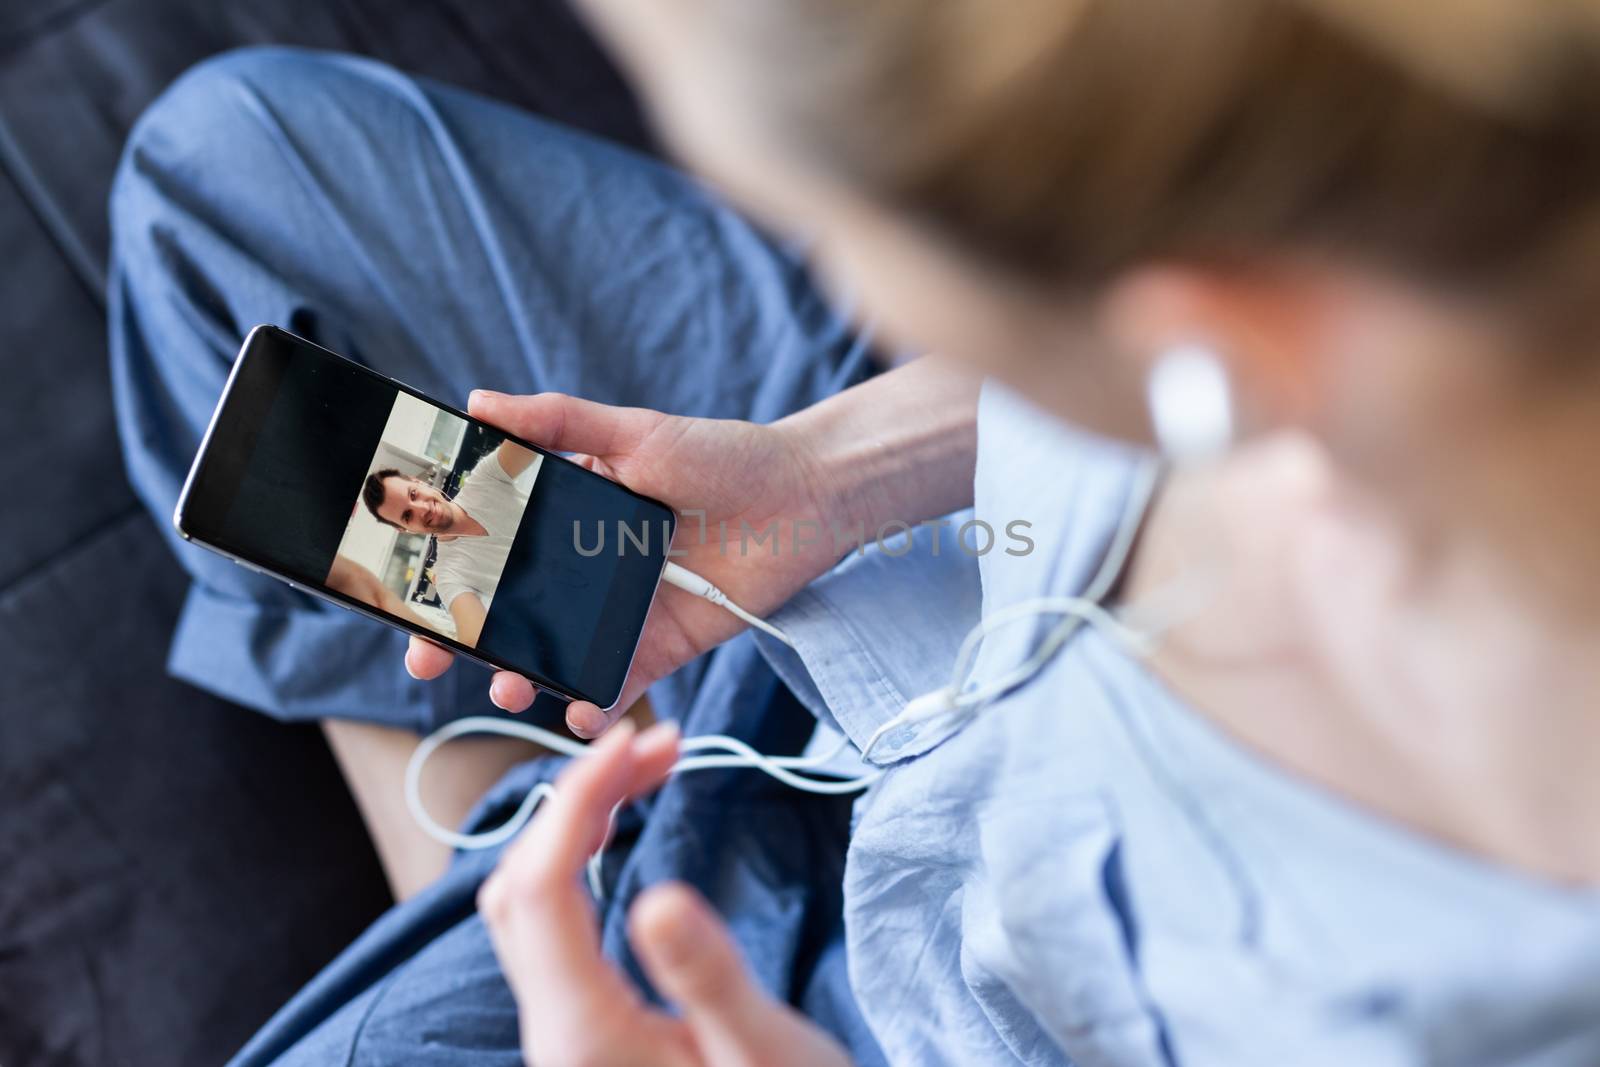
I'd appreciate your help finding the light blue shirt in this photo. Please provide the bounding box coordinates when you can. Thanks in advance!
[758,383,1600,1066]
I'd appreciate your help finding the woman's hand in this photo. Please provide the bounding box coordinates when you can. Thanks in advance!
[406,388,851,736]
[478,720,854,1067]
[408,360,980,737]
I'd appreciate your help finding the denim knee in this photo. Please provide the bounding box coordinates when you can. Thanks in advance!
[110,46,344,256]
[108,47,351,506]
[120,46,332,162]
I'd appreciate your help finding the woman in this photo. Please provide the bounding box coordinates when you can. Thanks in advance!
[110,0,1600,1064]
[464,1,1600,1063]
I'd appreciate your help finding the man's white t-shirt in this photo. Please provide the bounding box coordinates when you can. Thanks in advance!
[432,448,537,617]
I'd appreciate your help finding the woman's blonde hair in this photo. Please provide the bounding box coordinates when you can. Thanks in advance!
[729,0,1600,329]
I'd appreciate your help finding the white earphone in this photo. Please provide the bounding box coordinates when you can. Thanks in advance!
[1147,343,1235,462]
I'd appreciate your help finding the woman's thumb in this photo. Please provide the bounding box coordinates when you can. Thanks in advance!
[631,883,763,1018]
[469,390,655,458]
[629,883,852,1066]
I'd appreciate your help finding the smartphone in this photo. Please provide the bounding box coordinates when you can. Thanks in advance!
[174,324,676,709]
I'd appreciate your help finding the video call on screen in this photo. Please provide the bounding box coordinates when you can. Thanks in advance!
[191,330,670,705]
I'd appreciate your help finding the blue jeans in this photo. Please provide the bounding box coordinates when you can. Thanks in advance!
[110,45,872,734]
[110,47,883,1064]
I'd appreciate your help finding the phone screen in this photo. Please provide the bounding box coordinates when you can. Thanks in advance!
[176,326,674,707]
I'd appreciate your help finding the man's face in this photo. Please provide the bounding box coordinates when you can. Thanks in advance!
[376,476,454,534]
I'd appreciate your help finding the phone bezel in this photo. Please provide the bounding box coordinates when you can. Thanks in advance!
[172,324,675,710]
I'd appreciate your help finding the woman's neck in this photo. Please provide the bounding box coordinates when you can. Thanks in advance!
[1129,431,1600,884]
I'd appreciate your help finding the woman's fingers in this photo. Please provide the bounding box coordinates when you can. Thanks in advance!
[566,699,611,738]
[405,636,454,679]
[490,672,538,712]
[480,722,638,1019]
[567,692,653,738]
[494,719,679,898]
[408,645,535,711]
[480,722,681,1022]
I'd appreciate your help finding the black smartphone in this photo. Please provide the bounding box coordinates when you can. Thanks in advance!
[174,325,675,709]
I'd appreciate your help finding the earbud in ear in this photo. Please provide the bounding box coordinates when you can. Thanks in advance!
[1146,343,1235,461]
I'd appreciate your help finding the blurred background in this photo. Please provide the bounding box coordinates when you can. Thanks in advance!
[0,2,653,1062]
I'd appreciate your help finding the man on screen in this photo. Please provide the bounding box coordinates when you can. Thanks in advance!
[362,439,539,646]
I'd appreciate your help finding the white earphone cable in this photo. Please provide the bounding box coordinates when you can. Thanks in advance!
[861,459,1163,757]
[661,563,794,647]
[406,459,1168,887]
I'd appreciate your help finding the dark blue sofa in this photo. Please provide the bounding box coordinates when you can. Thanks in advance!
[0,3,648,1062]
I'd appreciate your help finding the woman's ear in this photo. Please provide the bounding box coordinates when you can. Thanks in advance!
[1099,262,1327,441]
